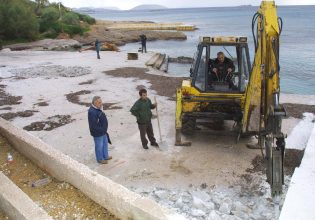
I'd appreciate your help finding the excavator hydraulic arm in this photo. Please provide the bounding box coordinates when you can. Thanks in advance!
[242,1,286,196]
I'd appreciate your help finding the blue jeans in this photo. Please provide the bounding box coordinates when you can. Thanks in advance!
[93,135,109,162]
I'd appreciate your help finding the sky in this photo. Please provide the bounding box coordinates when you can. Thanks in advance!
[50,0,315,10]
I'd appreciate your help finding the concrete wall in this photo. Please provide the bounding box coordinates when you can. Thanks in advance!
[0,172,52,220]
[0,118,185,220]
[279,124,315,220]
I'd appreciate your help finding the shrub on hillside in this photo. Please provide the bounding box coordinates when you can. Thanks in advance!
[40,28,58,38]
[62,24,85,36]
[77,14,96,25]
[62,12,80,25]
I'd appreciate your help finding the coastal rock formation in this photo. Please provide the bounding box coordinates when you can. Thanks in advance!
[169,56,194,64]
[73,20,187,46]
[4,39,81,51]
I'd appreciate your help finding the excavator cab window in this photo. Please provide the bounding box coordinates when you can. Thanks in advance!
[194,45,208,91]
[239,46,250,92]
[191,42,251,93]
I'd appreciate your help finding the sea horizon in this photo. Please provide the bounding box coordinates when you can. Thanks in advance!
[74,4,315,11]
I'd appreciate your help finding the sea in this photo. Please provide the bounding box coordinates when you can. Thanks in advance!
[81,5,315,95]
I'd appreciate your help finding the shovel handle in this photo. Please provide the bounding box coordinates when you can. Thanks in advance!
[154,96,163,143]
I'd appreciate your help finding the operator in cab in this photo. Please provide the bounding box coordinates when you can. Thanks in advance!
[209,51,235,89]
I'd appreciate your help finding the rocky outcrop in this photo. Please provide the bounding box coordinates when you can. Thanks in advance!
[169,56,193,64]
[73,20,187,46]
[4,39,81,51]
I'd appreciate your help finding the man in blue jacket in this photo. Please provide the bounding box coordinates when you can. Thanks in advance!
[88,96,112,164]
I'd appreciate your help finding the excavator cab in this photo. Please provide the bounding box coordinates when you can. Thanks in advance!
[190,37,251,93]
[175,36,250,140]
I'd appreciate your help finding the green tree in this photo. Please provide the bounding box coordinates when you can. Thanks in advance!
[35,0,50,15]
[39,6,60,32]
[0,0,39,40]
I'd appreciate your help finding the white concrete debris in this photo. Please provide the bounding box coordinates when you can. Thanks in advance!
[135,174,290,220]
[191,209,206,217]
[154,190,169,200]
[219,202,231,215]
[207,210,221,220]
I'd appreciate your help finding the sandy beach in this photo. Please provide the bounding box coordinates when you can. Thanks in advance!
[1,49,315,219]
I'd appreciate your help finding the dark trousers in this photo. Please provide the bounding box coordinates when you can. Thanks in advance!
[138,121,156,147]
[208,73,233,88]
[209,72,232,82]
[96,50,100,59]
[141,43,147,53]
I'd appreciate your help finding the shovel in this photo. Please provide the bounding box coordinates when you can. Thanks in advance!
[154,96,168,150]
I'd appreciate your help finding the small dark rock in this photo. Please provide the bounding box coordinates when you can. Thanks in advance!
[200,183,208,189]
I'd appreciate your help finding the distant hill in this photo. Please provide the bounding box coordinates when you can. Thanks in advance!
[130,4,167,11]
[74,7,120,13]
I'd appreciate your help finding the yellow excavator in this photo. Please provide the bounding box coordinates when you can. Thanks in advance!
[175,1,286,196]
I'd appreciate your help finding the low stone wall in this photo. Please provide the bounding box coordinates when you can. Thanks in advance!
[0,118,185,220]
[0,172,52,220]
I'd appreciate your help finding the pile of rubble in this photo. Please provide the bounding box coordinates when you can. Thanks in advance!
[132,174,290,220]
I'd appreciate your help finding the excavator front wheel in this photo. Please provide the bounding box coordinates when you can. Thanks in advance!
[181,116,196,135]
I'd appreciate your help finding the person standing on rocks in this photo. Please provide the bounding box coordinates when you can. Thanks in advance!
[95,39,101,59]
[139,34,147,53]
[130,89,159,149]
[88,96,112,164]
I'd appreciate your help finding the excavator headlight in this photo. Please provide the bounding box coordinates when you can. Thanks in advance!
[239,37,247,42]
[203,37,211,43]
[213,37,237,43]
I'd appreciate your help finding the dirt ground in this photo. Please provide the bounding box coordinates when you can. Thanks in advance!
[0,135,119,220]
[0,211,7,220]
[284,149,305,175]
[34,101,49,107]
[283,103,315,118]
[23,115,75,131]
[0,84,22,106]
[246,150,304,176]
[104,67,186,100]
[65,90,122,110]
[0,110,37,121]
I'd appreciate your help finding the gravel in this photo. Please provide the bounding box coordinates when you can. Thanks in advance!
[10,65,91,78]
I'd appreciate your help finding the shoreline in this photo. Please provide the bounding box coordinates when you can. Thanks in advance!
[4,20,189,51]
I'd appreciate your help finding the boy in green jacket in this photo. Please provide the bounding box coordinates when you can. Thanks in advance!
[130,89,159,149]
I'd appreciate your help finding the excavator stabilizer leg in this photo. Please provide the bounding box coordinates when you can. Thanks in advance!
[175,129,191,146]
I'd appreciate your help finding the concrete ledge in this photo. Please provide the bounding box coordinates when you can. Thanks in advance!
[280,123,315,220]
[0,172,52,220]
[0,118,185,220]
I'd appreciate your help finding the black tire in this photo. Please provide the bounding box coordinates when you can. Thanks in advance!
[181,116,196,135]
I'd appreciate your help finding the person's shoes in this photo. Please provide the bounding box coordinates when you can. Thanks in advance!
[151,142,159,147]
[143,145,149,149]
[98,160,108,164]
[105,156,112,161]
